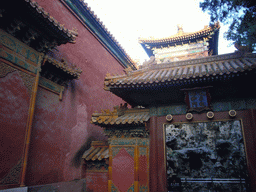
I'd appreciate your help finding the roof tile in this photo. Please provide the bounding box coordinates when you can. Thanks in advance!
[139,23,220,44]
[26,0,77,42]
[104,53,256,89]
[82,141,109,161]
[91,107,150,127]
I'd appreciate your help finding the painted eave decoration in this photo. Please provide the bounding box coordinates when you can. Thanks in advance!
[139,23,220,57]
[0,0,77,52]
[62,0,137,70]
[41,56,82,82]
[104,52,256,90]
[139,23,220,44]
[91,105,150,127]
[82,141,109,161]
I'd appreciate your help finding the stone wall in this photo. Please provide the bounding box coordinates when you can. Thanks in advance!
[165,120,248,191]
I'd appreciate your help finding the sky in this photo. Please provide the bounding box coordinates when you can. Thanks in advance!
[84,0,236,64]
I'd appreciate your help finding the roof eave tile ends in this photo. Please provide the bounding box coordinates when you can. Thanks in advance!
[104,53,256,90]
[25,0,77,44]
[82,141,109,161]
[139,23,220,45]
[46,56,82,79]
[91,108,150,127]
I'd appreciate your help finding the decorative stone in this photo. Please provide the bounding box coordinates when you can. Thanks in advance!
[186,113,193,121]
[165,120,248,191]
[166,114,173,122]
[229,110,237,117]
[206,111,214,119]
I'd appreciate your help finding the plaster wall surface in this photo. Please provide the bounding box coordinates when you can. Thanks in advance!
[0,71,30,186]
[86,172,108,192]
[16,0,127,186]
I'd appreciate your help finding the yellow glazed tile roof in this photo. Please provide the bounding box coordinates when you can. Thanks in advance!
[104,52,256,89]
[82,141,109,161]
[91,107,150,126]
[46,56,82,79]
[138,23,220,44]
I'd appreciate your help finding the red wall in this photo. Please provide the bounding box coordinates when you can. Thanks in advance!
[149,110,256,192]
[0,70,30,188]
[22,0,127,186]
[86,172,108,192]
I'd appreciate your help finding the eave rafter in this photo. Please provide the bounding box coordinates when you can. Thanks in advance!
[0,0,78,52]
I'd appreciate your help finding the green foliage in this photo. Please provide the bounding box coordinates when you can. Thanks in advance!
[200,0,256,51]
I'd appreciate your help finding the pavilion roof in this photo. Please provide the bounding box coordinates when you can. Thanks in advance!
[139,23,220,57]
[104,52,256,91]
[139,23,220,45]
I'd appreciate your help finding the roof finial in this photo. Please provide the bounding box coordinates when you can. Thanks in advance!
[177,24,183,34]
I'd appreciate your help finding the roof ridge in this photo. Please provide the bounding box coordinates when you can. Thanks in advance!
[103,53,256,93]
[139,52,252,71]
[138,23,220,43]
[105,52,254,80]
[92,106,149,117]
[91,106,150,127]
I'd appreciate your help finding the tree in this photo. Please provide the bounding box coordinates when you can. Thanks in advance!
[200,0,256,52]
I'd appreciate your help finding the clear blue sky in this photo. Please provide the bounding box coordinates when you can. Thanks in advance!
[85,0,236,64]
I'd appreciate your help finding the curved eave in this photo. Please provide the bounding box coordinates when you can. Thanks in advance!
[82,141,109,161]
[24,0,76,44]
[139,25,219,44]
[139,25,220,57]
[1,0,76,49]
[107,71,251,91]
[105,53,256,90]
[91,109,150,128]
[46,56,82,79]
[62,0,137,70]
[107,70,256,107]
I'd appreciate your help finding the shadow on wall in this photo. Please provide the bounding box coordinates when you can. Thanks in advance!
[72,136,95,168]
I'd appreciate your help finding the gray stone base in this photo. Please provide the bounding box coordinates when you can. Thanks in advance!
[0,187,28,192]
[0,179,86,192]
